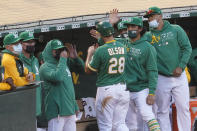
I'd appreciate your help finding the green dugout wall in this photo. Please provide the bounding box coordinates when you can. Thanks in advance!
[0,86,38,131]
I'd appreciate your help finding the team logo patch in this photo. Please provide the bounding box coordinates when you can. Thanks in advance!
[29,32,33,37]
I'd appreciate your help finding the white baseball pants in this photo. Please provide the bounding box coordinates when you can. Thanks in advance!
[126,88,156,131]
[95,83,130,131]
[37,128,47,131]
[155,71,191,131]
[48,115,76,131]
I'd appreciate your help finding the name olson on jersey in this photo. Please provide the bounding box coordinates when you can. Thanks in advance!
[108,47,125,56]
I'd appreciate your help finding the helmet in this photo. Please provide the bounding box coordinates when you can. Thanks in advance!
[96,21,114,37]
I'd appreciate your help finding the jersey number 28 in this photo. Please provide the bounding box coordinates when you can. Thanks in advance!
[108,57,125,74]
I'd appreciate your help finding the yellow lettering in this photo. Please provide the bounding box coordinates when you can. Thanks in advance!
[72,72,80,85]
[78,51,83,59]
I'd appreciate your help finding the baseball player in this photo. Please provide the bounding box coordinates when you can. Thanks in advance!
[106,13,160,130]
[144,7,192,131]
[39,40,79,131]
[90,10,159,131]
[85,21,129,131]
[123,17,160,131]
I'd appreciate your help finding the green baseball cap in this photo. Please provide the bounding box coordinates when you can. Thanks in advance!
[117,21,127,30]
[19,31,36,42]
[51,39,65,50]
[144,6,162,18]
[3,34,21,46]
[124,17,143,27]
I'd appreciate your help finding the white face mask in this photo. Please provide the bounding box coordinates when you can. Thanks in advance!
[13,43,22,54]
[149,19,159,28]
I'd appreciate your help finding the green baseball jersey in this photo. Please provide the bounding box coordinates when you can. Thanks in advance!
[88,40,126,87]
[98,37,158,94]
[145,20,192,76]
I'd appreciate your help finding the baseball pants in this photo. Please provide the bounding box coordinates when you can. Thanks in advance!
[37,128,47,131]
[126,88,158,131]
[95,83,130,131]
[48,115,76,131]
[155,71,191,131]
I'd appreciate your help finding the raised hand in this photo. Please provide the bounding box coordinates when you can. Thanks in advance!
[60,50,68,58]
[65,43,78,58]
[90,29,101,40]
[109,8,120,26]
[87,43,99,56]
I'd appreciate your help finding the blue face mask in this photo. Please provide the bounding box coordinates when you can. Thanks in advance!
[128,30,137,39]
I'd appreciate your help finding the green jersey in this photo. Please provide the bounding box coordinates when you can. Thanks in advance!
[89,40,126,87]
[98,37,158,94]
[39,42,78,121]
[124,36,158,94]
[145,20,192,76]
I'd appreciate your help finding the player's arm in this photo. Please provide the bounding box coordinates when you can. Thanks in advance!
[146,46,158,95]
[85,44,99,74]
[85,55,94,74]
[109,9,120,26]
[176,25,192,69]
[145,45,158,105]
[0,77,16,91]
[146,46,158,105]
[68,57,85,73]
[41,58,68,82]
[66,44,85,73]
[173,25,192,77]
[0,83,11,90]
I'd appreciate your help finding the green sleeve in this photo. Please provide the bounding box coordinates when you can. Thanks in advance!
[144,32,153,43]
[145,45,158,94]
[175,25,192,70]
[67,57,85,73]
[41,57,67,82]
[88,49,101,72]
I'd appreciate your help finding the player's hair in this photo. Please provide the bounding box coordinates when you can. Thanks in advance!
[139,26,147,37]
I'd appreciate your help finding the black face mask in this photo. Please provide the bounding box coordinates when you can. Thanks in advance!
[128,30,138,39]
[25,45,35,53]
